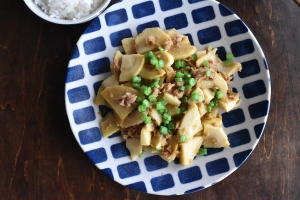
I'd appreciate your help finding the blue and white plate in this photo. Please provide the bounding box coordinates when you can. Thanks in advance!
[65,0,271,195]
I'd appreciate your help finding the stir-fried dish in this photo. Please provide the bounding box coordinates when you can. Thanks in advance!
[95,27,242,165]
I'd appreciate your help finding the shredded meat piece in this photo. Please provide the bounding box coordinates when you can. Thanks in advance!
[160,135,171,147]
[160,142,179,161]
[145,35,155,45]
[161,83,175,92]
[175,81,184,87]
[191,67,206,81]
[191,67,217,81]
[152,87,161,97]
[166,144,172,152]
[184,59,196,68]
[173,34,184,44]
[220,72,232,86]
[172,89,184,99]
[160,147,172,159]
[113,58,121,78]
[170,34,184,48]
[163,38,173,51]
[208,59,220,70]
[227,89,239,101]
[209,72,217,80]
[115,92,137,108]
[120,124,143,140]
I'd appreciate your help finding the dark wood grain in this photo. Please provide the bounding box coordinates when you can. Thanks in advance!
[1,0,299,199]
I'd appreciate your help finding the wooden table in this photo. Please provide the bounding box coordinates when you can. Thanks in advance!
[1,0,299,199]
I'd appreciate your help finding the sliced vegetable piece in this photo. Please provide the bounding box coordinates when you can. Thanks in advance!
[126,138,143,160]
[165,28,190,45]
[165,28,183,39]
[203,107,219,119]
[199,80,214,89]
[202,124,230,148]
[143,146,159,154]
[139,64,166,80]
[153,51,174,68]
[95,86,111,107]
[177,104,202,141]
[140,123,154,146]
[217,60,242,76]
[148,108,163,125]
[202,117,223,136]
[121,37,136,54]
[181,36,191,45]
[196,50,207,59]
[195,48,217,67]
[202,88,215,104]
[150,130,163,149]
[101,74,119,89]
[122,110,145,128]
[168,43,197,60]
[119,54,145,82]
[112,50,123,75]
[113,111,124,127]
[218,97,240,112]
[163,92,181,107]
[165,104,179,116]
[188,88,204,104]
[135,28,171,54]
[101,86,142,119]
[211,73,228,100]
[180,136,203,165]
[100,112,120,138]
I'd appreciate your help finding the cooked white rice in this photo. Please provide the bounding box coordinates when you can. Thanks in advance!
[34,0,105,20]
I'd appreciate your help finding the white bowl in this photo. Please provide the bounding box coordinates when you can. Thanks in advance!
[23,0,111,25]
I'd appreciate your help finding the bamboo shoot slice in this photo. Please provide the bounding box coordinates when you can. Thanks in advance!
[101,86,142,119]
[168,43,197,60]
[149,108,162,125]
[216,60,242,76]
[163,92,181,107]
[121,37,136,54]
[140,124,153,146]
[119,54,144,82]
[122,110,144,128]
[177,104,202,141]
[202,88,215,104]
[95,86,110,107]
[196,48,217,67]
[126,138,142,160]
[139,64,165,80]
[101,74,119,89]
[164,66,176,82]
[135,28,171,54]
[100,112,120,138]
[153,51,174,68]
[202,125,230,148]
[202,118,223,136]
[180,136,203,165]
